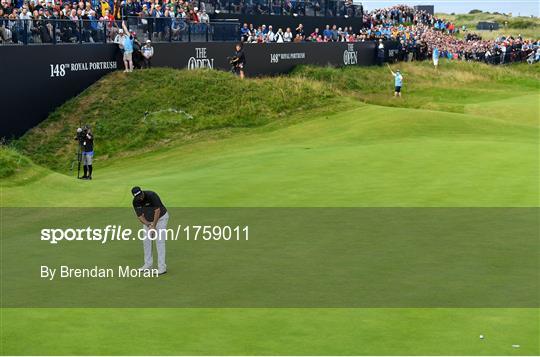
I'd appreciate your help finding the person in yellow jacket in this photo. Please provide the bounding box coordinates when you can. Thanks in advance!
[99,0,110,17]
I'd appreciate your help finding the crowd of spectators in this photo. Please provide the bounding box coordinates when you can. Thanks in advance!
[0,0,359,44]
[1,0,539,64]
[239,5,539,64]
[209,0,360,17]
[0,0,211,44]
[420,27,538,63]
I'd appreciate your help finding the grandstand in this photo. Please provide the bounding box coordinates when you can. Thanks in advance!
[1,3,537,138]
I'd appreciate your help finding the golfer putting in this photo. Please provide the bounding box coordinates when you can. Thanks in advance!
[131,186,169,275]
[388,64,403,97]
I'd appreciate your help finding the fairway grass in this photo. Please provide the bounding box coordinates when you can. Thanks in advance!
[1,62,539,355]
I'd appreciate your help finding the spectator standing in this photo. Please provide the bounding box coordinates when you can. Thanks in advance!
[230,43,245,79]
[283,27,292,42]
[377,39,385,65]
[240,22,249,42]
[266,25,275,42]
[310,27,319,40]
[432,46,439,67]
[323,24,331,40]
[275,27,284,43]
[199,10,209,24]
[388,65,403,97]
[121,20,134,72]
[114,27,125,50]
[99,0,109,16]
[295,23,304,39]
[500,42,506,64]
[141,39,154,68]
[331,24,338,41]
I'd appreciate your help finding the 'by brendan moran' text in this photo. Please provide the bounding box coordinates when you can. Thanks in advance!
[40,265,158,280]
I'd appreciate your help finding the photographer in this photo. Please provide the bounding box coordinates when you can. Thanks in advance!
[76,126,94,180]
[229,43,245,79]
[141,39,154,68]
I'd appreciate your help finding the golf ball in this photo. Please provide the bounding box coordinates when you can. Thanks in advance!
[480,335,484,339]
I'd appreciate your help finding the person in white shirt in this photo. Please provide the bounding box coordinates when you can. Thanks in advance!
[275,28,284,43]
[141,39,154,68]
[18,6,32,34]
[500,44,506,64]
[283,27,293,42]
[199,10,209,23]
[18,7,31,21]
[114,28,126,50]
[266,25,275,42]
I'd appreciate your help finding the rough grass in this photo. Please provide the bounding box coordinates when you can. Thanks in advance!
[439,11,540,28]
[0,145,31,179]
[291,61,540,116]
[12,61,540,175]
[15,69,344,171]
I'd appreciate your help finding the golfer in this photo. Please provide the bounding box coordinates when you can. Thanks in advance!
[131,186,169,275]
[388,65,403,97]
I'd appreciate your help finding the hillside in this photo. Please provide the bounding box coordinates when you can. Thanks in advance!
[2,61,539,207]
[0,146,32,179]
[12,61,539,174]
[14,69,346,172]
[435,11,539,39]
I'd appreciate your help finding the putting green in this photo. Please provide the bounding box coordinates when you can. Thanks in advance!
[1,64,539,355]
[2,309,538,355]
[2,104,538,207]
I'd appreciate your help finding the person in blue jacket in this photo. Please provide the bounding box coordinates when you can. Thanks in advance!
[388,64,403,97]
[432,46,440,67]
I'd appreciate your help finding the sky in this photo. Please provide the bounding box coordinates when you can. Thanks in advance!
[359,1,540,17]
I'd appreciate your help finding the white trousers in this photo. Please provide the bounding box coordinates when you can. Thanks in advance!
[142,212,169,271]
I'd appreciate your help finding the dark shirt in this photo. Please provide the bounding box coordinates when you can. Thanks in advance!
[232,50,245,67]
[82,132,93,152]
[132,191,168,222]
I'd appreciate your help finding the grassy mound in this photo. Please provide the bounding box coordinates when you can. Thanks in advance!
[0,146,32,179]
[15,61,539,174]
[15,68,343,171]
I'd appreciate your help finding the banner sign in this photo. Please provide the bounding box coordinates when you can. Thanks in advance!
[0,41,389,138]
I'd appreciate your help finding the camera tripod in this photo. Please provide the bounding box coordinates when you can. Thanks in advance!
[70,143,83,179]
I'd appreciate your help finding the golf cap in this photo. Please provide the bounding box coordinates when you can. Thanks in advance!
[146,39,151,43]
[131,186,143,197]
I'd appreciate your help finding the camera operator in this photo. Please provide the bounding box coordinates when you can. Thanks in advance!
[76,126,94,180]
[230,43,245,79]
